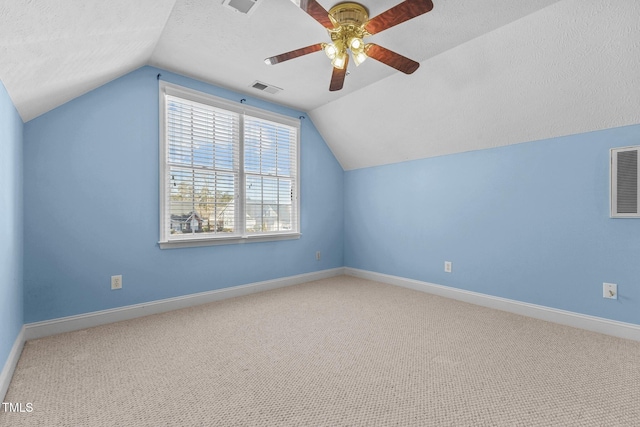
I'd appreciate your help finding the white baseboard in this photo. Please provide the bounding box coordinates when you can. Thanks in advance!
[25,268,345,341]
[345,267,640,342]
[1,326,25,401]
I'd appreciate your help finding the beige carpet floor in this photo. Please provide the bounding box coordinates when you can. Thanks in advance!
[2,275,640,426]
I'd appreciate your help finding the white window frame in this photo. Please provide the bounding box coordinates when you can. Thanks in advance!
[159,82,300,249]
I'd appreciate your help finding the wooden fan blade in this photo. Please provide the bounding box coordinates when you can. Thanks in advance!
[329,55,349,91]
[365,44,420,74]
[265,43,324,65]
[364,0,433,35]
[298,0,334,29]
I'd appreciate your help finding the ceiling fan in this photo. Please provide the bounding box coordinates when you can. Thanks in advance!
[264,0,434,91]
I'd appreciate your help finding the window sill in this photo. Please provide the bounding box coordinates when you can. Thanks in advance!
[158,232,301,249]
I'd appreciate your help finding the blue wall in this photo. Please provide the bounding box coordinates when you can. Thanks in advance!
[18,64,640,328]
[0,81,23,366]
[23,66,344,323]
[345,125,640,325]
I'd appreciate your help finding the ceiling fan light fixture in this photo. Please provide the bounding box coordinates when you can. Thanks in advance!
[348,36,363,50]
[323,42,338,59]
[352,49,367,66]
[331,51,347,69]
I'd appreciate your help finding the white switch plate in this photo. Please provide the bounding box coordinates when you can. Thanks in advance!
[111,275,122,290]
[603,283,617,299]
[444,261,452,273]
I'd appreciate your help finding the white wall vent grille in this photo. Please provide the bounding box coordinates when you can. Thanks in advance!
[611,146,640,218]
[250,81,282,94]
[222,0,262,15]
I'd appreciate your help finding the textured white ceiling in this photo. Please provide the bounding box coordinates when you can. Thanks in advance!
[0,0,177,122]
[311,0,640,169]
[149,0,562,114]
[1,0,638,170]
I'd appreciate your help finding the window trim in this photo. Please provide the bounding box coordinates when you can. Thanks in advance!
[158,82,301,249]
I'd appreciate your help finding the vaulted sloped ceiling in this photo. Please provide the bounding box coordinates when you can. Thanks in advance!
[1,0,639,170]
[0,0,177,123]
[313,0,640,169]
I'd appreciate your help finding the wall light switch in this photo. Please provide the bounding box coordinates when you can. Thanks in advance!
[444,261,452,273]
[603,283,617,300]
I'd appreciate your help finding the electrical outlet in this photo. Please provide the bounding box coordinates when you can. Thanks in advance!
[111,275,122,290]
[444,261,452,273]
[603,283,617,300]
[316,251,321,261]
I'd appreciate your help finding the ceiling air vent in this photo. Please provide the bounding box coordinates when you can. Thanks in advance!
[222,0,262,15]
[611,146,640,218]
[250,81,282,95]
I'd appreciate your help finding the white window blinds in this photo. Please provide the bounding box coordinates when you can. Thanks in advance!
[165,95,240,237]
[244,116,298,233]
[159,82,300,247]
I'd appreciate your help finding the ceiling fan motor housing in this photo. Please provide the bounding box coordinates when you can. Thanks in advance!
[327,2,370,49]
[328,2,369,27]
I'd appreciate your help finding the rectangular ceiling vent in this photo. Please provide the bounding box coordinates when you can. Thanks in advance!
[611,146,640,218]
[222,0,262,15]
[250,81,282,95]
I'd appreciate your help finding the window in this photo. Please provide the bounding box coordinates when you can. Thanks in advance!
[159,82,300,248]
